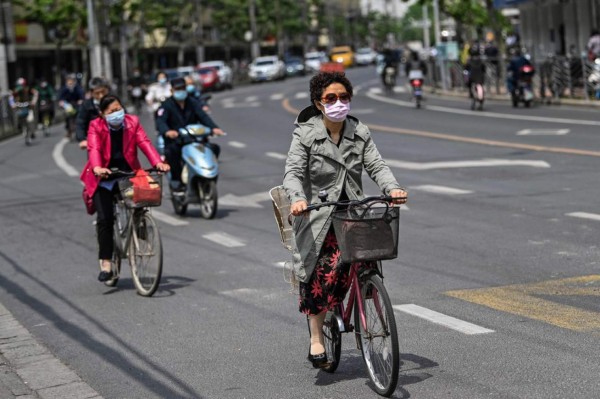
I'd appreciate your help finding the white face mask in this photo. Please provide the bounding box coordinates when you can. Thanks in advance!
[320,100,350,122]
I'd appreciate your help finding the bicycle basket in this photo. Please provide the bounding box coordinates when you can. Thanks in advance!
[332,204,399,263]
[269,185,295,252]
[118,172,163,209]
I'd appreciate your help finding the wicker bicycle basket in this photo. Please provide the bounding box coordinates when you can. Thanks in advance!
[118,172,163,209]
[331,204,399,263]
[269,185,295,252]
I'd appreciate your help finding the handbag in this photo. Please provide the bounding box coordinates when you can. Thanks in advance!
[82,186,96,215]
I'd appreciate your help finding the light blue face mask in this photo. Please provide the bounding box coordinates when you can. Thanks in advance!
[106,109,125,127]
[186,84,196,93]
[173,90,188,101]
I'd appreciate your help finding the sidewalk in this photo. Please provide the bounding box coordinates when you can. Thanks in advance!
[0,303,103,399]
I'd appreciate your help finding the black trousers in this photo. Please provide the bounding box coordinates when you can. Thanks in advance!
[93,185,117,260]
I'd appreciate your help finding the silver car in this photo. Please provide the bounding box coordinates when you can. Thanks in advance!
[248,56,286,82]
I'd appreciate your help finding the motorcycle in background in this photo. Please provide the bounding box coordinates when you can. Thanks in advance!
[383,66,396,93]
[159,124,223,219]
[511,64,535,108]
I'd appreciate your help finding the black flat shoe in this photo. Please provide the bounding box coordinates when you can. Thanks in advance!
[307,352,328,368]
[98,270,113,282]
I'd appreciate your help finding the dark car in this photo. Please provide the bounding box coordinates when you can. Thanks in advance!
[196,67,221,91]
[284,57,306,77]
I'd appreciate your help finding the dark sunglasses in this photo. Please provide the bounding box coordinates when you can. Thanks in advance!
[320,92,351,104]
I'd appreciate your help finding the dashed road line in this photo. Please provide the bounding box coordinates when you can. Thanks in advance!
[386,158,550,170]
[266,151,287,160]
[152,210,190,226]
[411,185,473,195]
[394,304,495,335]
[517,128,570,136]
[566,212,600,222]
[202,232,246,247]
[270,93,284,100]
[228,141,247,148]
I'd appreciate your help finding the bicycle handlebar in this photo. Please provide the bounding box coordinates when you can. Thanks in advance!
[105,167,160,179]
[304,195,397,212]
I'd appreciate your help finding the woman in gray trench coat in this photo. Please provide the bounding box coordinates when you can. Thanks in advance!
[283,72,408,368]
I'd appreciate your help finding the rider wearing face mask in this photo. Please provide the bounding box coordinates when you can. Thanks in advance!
[145,71,172,113]
[75,77,111,150]
[155,77,225,191]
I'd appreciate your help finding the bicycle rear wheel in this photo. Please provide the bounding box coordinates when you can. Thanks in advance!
[322,309,342,373]
[354,274,399,397]
[129,211,162,296]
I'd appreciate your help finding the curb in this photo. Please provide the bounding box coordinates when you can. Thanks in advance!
[0,303,103,399]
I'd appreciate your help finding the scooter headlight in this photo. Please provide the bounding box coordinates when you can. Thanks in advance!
[181,165,189,184]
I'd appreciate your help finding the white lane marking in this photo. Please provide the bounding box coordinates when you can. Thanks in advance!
[228,141,247,148]
[517,129,570,136]
[53,138,79,177]
[411,185,473,195]
[386,158,550,170]
[266,151,288,160]
[246,96,258,102]
[223,102,260,108]
[394,304,495,335]
[367,91,600,126]
[203,232,246,247]
[151,210,190,226]
[294,92,309,99]
[566,212,600,222]
[270,93,285,100]
[220,288,260,296]
[368,86,407,94]
[219,191,271,208]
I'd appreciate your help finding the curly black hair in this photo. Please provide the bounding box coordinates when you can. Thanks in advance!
[309,71,353,104]
[99,94,123,113]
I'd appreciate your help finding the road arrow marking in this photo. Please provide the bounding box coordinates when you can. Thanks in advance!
[266,151,287,160]
[394,304,495,335]
[411,185,473,195]
[203,232,246,247]
[517,129,570,136]
[386,158,550,170]
[219,191,272,208]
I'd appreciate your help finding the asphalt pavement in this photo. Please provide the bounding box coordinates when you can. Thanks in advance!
[1,67,600,398]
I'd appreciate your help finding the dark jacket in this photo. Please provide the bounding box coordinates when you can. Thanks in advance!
[155,97,218,142]
[465,57,486,85]
[58,85,84,105]
[75,98,101,142]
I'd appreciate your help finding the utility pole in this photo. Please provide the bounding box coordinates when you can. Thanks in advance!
[249,0,260,59]
[422,5,430,49]
[0,1,14,93]
[195,0,205,64]
[433,0,447,91]
[86,0,102,78]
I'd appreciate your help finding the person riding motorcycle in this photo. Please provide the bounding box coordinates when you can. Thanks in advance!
[405,51,428,83]
[10,77,38,138]
[145,71,171,114]
[127,68,146,114]
[184,75,210,113]
[34,79,55,130]
[380,49,399,87]
[75,77,111,150]
[506,48,532,94]
[155,78,225,192]
[58,74,84,140]
[464,47,486,98]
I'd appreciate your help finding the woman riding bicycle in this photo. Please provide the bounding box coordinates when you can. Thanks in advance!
[80,94,169,282]
[282,71,407,368]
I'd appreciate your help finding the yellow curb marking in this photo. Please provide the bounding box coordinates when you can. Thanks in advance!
[446,275,600,332]
[282,99,600,157]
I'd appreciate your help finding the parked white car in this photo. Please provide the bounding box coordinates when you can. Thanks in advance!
[248,56,286,82]
[305,51,328,72]
[354,47,377,66]
[198,60,233,89]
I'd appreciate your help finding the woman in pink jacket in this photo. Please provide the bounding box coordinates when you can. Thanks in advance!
[80,94,169,282]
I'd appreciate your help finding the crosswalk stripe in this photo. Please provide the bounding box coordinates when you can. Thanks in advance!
[151,210,189,226]
[394,304,495,335]
[411,185,473,195]
[566,212,600,222]
[202,232,246,247]
[228,141,247,148]
[266,152,287,160]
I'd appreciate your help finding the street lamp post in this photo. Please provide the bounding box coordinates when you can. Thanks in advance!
[433,0,448,91]
[86,0,102,78]
[248,0,259,60]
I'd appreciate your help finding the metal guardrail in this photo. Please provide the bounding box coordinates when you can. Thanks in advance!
[427,55,600,103]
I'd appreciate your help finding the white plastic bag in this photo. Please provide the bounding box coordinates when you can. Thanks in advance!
[26,110,34,123]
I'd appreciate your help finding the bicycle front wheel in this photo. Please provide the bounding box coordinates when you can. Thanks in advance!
[354,274,399,397]
[129,211,162,296]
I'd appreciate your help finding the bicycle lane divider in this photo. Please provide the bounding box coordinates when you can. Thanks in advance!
[393,304,495,335]
[52,137,79,177]
[281,99,600,158]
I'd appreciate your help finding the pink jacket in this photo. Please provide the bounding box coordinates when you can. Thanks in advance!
[80,114,162,197]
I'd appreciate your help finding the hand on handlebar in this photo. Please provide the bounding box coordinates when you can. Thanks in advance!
[165,130,179,139]
[212,128,226,136]
[291,200,308,216]
[93,166,112,178]
[390,189,408,205]
[155,162,170,173]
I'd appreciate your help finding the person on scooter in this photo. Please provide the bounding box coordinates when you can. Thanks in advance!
[145,71,171,114]
[183,75,210,113]
[58,74,84,140]
[10,77,38,141]
[75,77,111,150]
[155,77,225,192]
[379,48,398,87]
[405,51,428,83]
[506,47,531,95]
[34,78,55,131]
[464,47,486,99]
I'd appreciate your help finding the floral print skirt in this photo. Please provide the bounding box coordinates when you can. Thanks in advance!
[299,227,374,316]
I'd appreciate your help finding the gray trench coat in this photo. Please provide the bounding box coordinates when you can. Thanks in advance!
[283,112,402,283]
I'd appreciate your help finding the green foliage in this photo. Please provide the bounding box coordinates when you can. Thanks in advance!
[13,0,86,43]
